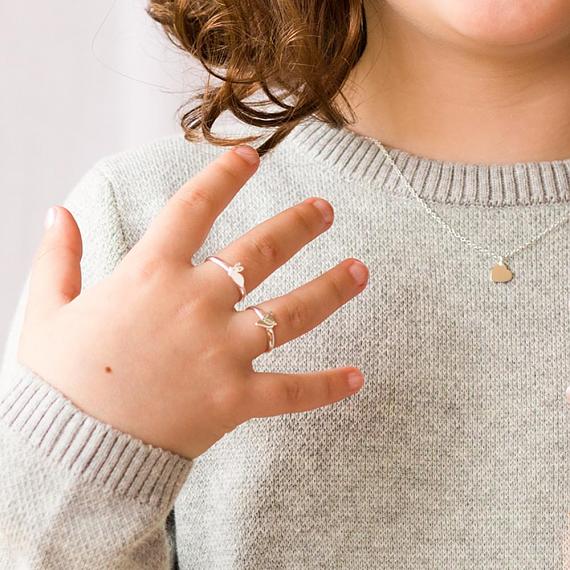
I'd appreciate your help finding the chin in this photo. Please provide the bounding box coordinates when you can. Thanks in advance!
[438,0,570,48]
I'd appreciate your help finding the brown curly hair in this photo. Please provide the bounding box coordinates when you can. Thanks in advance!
[146,0,368,157]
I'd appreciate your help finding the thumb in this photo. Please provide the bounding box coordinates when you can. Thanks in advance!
[28,205,83,318]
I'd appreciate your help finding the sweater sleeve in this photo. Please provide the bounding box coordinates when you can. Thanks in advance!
[0,163,193,569]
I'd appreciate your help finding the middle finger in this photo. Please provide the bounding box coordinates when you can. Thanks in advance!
[197,197,334,307]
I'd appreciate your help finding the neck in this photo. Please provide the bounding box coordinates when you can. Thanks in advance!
[338,2,570,164]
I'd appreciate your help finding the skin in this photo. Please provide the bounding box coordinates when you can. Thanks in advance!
[340,0,570,163]
[19,146,368,460]
[18,0,570,460]
[339,0,570,404]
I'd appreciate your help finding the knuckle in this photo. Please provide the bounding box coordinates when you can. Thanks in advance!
[210,384,245,419]
[291,205,318,235]
[177,186,215,214]
[33,245,56,265]
[248,233,280,264]
[285,295,310,331]
[172,297,200,321]
[217,161,243,184]
[321,371,336,402]
[328,273,347,306]
[284,379,303,406]
[34,243,79,265]
[131,254,164,283]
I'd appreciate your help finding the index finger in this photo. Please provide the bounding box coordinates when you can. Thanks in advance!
[136,144,260,263]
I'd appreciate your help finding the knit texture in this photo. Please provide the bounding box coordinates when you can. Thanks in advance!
[1,115,569,568]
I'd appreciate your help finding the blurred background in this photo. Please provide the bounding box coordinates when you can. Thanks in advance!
[0,0,225,351]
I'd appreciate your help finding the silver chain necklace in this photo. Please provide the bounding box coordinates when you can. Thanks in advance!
[365,136,570,283]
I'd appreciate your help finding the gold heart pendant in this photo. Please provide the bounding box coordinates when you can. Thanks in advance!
[490,262,513,283]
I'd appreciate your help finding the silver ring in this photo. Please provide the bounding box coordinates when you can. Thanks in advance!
[205,256,246,304]
[245,305,277,353]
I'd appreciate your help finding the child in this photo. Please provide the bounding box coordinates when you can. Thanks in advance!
[1,1,568,567]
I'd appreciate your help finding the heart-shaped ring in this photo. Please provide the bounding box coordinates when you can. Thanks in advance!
[245,305,277,353]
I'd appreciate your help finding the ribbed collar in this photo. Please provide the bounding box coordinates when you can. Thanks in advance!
[281,115,570,207]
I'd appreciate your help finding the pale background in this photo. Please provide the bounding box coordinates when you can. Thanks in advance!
[0,0,239,351]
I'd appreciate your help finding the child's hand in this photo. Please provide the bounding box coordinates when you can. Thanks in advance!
[18,145,369,460]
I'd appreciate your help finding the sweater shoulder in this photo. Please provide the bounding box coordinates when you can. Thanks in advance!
[89,134,252,249]
[91,131,305,197]
[93,134,227,188]
[79,131,325,256]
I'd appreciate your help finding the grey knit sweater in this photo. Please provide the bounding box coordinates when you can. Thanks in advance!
[1,116,569,569]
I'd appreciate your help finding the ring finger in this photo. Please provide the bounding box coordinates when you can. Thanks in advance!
[230,258,369,359]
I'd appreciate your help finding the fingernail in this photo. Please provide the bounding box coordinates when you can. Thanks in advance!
[306,198,333,224]
[44,207,57,230]
[347,371,364,391]
[232,144,259,165]
[348,260,368,286]
[566,385,570,404]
